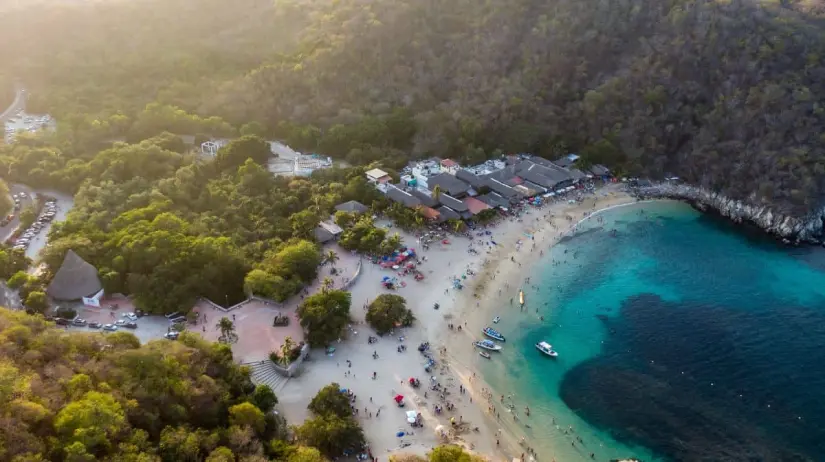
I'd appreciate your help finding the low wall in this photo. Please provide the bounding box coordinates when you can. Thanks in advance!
[271,343,310,378]
[199,296,255,312]
[342,258,363,291]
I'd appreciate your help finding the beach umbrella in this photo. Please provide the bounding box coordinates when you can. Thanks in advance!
[394,394,404,403]
[406,410,417,423]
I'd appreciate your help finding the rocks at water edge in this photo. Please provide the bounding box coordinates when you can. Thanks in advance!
[632,183,825,244]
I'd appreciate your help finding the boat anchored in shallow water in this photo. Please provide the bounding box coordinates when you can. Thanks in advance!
[474,340,502,351]
[483,326,505,342]
[492,316,501,324]
[535,341,558,358]
[479,351,491,359]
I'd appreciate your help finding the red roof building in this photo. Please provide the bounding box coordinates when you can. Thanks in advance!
[462,197,490,215]
[418,206,441,221]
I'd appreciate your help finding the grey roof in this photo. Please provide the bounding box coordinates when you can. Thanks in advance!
[483,177,521,201]
[436,206,461,220]
[527,156,556,168]
[522,180,548,194]
[569,168,588,180]
[553,157,576,168]
[455,169,486,189]
[590,164,611,176]
[47,250,103,301]
[410,189,439,207]
[438,193,469,212]
[427,173,470,196]
[314,227,336,243]
[478,193,511,208]
[514,162,568,189]
[335,200,369,214]
[386,185,422,208]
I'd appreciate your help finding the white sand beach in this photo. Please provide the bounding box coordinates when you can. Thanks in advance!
[277,184,637,461]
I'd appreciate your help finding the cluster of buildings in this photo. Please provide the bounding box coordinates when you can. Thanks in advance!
[366,154,611,223]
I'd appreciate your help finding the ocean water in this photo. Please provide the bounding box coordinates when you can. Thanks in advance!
[478,201,825,462]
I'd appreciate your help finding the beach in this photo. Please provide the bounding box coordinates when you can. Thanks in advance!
[277,184,637,461]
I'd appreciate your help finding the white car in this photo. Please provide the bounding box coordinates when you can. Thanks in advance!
[123,312,138,321]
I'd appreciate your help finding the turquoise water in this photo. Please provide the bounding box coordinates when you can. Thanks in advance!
[478,201,825,461]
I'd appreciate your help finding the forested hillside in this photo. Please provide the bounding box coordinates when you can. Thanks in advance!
[0,307,285,461]
[2,0,825,214]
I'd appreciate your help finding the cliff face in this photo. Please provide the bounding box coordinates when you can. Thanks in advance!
[633,183,825,244]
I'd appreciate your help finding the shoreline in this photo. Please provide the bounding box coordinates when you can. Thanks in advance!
[435,187,643,461]
[276,186,646,461]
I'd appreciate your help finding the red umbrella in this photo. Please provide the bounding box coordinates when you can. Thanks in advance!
[394,394,404,403]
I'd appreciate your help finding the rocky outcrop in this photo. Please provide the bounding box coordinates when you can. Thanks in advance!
[632,183,825,244]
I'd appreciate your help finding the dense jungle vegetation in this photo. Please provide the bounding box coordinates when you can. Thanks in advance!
[0,307,303,461]
[0,307,480,461]
[2,0,825,214]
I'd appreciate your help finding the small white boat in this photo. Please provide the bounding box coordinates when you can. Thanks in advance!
[483,327,506,342]
[474,340,502,351]
[535,341,558,358]
[479,351,491,359]
[492,316,501,324]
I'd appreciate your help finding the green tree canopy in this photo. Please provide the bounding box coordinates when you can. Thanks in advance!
[307,383,351,419]
[54,391,127,453]
[217,135,272,171]
[250,385,278,414]
[366,294,414,335]
[297,290,351,347]
[229,402,266,434]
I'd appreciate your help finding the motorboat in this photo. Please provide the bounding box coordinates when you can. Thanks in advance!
[492,316,501,324]
[479,351,491,359]
[535,341,558,358]
[483,326,505,342]
[474,340,502,351]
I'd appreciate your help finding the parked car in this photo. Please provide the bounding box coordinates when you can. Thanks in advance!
[88,322,102,328]
[123,312,138,321]
[102,324,118,331]
[164,332,179,340]
[164,312,180,319]
[72,318,87,326]
[55,318,70,326]
[115,320,126,326]
[123,322,138,329]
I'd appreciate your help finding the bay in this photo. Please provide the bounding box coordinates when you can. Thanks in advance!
[478,201,825,461]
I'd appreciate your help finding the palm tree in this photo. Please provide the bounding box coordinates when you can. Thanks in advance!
[216,317,238,344]
[432,184,442,201]
[322,277,334,292]
[387,233,403,250]
[325,250,339,269]
[279,336,296,366]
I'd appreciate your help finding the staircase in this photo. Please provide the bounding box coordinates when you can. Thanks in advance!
[245,361,290,392]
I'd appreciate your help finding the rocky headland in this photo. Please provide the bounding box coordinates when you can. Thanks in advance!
[632,183,825,245]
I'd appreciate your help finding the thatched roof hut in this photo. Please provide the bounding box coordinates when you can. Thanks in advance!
[46,250,103,301]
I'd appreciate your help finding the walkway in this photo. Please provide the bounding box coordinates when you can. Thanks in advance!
[0,88,25,123]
